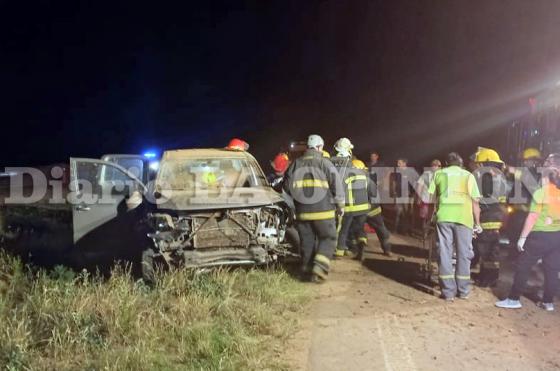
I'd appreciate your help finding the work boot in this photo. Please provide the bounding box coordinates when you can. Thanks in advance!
[334,249,346,258]
[354,242,367,261]
[311,265,328,283]
[353,247,363,261]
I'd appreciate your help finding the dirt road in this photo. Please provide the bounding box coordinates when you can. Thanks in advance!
[287,234,560,371]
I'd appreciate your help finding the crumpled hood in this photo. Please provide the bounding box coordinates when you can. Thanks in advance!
[155,187,285,211]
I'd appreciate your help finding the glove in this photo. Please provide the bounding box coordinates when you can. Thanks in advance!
[517,237,527,252]
[336,205,345,218]
[473,224,483,234]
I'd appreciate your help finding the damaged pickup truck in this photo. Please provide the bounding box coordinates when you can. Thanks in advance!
[142,148,296,277]
[1,149,297,279]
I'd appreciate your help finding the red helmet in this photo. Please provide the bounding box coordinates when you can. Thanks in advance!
[271,152,290,173]
[226,138,249,151]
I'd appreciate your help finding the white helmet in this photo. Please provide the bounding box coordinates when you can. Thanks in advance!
[307,134,324,148]
[334,137,354,157]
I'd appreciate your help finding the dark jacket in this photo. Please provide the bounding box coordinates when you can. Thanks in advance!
[510,167,541,208]
[474,166,508,230]
[331,156,373,216]
[283,149,345,221]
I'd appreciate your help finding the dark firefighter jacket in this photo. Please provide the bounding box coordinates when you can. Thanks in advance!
[331,156,377,216]
[473,166,508,230]
[283,149,345,221]
[510,167,541,209]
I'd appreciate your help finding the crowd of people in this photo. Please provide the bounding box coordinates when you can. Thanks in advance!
[266,134,560,311]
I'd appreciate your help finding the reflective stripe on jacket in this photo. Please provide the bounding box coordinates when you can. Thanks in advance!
[331,156,371,215]
[283,149,345,221]
[368,206,382,217]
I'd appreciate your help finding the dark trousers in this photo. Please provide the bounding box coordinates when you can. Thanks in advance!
[473,230,501,286]
[509,231,560,303]
[349,214,368,247]
[507,210,528,253]
[366,214,392,253]
[297,219,337,270]
[337,214,363,250]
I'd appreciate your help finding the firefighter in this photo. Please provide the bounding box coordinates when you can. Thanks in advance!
[283,134,345,282]
[348,159,392,259]
[268,152,290,192]
[330,138,371,258]
[472,147,508,287]
[507,147,542,251]
[346,158,369,259]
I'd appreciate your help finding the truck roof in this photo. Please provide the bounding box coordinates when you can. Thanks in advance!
[162,148,255,160]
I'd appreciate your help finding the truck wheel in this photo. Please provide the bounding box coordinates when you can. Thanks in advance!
[141,248,156,284]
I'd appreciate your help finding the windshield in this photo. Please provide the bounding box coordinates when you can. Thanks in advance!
[156,157,268,191]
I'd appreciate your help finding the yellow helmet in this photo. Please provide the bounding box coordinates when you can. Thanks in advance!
[475,147,503,164]
[322,150,331,158]
[352,159,366,169]
[522,147,541,160]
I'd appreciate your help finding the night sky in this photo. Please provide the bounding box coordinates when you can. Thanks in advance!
[2,1,560,168]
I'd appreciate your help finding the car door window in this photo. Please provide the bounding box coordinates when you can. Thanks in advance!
[71,160,143,205]
[106,158,144,181]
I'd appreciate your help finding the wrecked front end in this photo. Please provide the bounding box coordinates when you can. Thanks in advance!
[147,203,295,269]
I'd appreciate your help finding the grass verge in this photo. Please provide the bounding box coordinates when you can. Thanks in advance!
[0,253,308,370]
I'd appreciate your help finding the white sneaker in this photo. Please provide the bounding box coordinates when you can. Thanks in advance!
[495,298,522,309]
[538,302,554,312]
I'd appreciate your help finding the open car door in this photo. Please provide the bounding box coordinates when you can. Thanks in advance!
[70,158,146,243]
